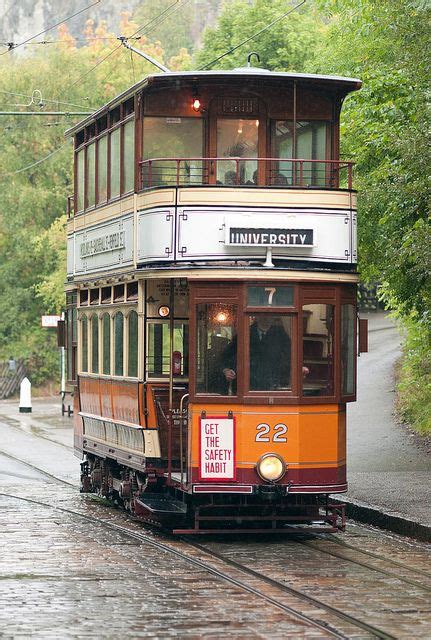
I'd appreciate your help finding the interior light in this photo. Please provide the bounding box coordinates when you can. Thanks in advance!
[192,97,201,112]
[158,305,170,318]
[215,311,227,324]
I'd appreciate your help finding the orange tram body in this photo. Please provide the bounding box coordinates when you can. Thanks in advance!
[64,63,365,533]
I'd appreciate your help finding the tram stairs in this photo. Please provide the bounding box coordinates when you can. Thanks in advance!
[0,359,27,399]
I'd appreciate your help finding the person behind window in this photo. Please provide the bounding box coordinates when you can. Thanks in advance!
[223,315,291,391]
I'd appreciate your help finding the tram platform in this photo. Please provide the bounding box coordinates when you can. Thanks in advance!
[0,312,429,541]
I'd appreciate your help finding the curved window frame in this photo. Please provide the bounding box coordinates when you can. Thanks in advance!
[90,313,99,374]
[101,312,111,375]
[127,309,139,378]
[114,311,124,376]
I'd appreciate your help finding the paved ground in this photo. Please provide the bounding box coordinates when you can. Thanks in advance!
[345,312,430,536]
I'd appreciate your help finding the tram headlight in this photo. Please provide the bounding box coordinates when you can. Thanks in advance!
[256,453,286,482]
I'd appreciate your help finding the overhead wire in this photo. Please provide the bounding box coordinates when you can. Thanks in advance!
[69,0,182,90]
[0,89,93,110]
[0,140,71,180]
[0,0,103,55]
[98,0,191,87]
[198,0,307,70]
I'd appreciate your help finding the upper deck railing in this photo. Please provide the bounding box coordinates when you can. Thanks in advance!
[67,157,355,219]
[139,157,354,192]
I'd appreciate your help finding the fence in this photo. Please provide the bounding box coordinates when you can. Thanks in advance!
[0,359,27,399]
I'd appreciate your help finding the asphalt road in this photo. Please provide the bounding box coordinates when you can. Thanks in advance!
[346,312,430,526]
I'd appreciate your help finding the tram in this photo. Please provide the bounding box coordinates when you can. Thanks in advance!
[63,60,366,533]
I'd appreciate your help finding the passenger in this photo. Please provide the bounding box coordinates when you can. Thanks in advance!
[222,315,291,391]
[224,170,237,185]
[274,173,288,186]
[222,315,309,392]
[246,169,258,185]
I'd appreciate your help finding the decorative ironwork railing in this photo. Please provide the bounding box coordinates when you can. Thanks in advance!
[139,157,354,191]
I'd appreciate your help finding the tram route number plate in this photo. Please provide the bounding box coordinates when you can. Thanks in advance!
[199,417,236,481]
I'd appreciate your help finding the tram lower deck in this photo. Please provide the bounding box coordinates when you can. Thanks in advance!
[70,275,358,532]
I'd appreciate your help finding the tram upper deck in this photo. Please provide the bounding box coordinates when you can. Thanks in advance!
[65,68,361,280]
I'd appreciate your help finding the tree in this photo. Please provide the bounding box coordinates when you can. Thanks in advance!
[195,0,323,71]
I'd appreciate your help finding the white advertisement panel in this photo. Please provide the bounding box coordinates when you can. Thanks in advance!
[74,214,134,274]
[199,417,236,481]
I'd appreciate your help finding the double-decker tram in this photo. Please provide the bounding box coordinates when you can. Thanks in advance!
[64,60,365,533]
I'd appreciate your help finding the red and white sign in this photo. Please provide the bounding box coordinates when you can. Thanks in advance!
[199,417,236,481]
[41,315,62,328]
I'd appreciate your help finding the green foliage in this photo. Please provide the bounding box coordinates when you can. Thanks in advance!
[0,18,174,385]
[309,0,431,432]
[195,0,323,71]
[397,318,431,434]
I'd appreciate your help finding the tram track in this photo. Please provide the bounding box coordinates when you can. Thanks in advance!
[301,534,431,588]
[0,490,399,640]
[0,449,76,487]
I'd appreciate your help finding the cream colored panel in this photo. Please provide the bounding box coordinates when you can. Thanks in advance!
[177,187,355,210]
[136,189,176,211]
[144,430,161,458]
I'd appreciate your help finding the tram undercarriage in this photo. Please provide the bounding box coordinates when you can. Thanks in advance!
[80,454,346,534]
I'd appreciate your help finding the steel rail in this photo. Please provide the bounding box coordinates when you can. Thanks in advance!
[321,533,431,580]
[299,537,431,591]
[182,538,399,640]
[0,492,360,640]
[0,450,76,487]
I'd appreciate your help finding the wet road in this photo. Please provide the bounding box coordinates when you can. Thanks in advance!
[347,312,431,525]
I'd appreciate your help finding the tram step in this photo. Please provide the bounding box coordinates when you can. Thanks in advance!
[135,492,188,516]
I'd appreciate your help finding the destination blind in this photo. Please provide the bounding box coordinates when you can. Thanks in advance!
[228,227,314,247]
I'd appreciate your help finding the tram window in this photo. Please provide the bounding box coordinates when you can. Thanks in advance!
[76,149,84,212]
[341,304,355,395]
[110,128,121,198]
[142,117,203,187]
[247,314,292,391]
[113,284,125,302]
[273,121,327,186]
[97,135,108,204]
[90,314,99,373]
[101,286,112,304]
[86,142,96,208]
[147,321,188,378]
[114,312,124,376]
[81,315,88,373]
[128,310,138,377]
[123,120,135,193]
[102,313,111,375]
[126,282,138,301]
[302,304,334,396]
[216,118,258,185]
[196,303,237,395]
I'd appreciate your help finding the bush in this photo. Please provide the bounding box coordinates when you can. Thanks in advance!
[397,317,431,434]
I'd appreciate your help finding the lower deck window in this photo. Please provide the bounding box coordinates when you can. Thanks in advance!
[302,304,334,396]
[196,303,237,395]
[147,321,188,378]
[247,314,292,391]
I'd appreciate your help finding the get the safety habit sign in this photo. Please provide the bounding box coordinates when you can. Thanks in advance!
[199,417,236,481]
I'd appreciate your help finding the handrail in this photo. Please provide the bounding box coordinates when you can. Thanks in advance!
[139,156,354,191]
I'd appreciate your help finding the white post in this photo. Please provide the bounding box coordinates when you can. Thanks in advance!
[19,377,32,413]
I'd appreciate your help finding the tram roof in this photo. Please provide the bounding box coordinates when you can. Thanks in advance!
[66,69,362,137]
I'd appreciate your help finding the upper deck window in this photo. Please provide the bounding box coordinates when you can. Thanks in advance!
[216,118,259,185]
[273,121,328,187]
[142,117,203,187]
